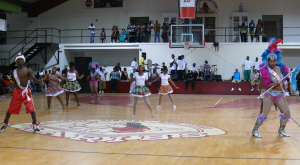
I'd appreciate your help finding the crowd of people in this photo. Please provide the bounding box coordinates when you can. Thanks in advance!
[239,19,264,42]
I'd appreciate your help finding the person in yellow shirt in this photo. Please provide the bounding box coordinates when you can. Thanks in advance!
[139,54,147,69]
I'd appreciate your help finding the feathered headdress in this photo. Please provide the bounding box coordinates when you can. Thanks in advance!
[261,38,283,63]
[88,61,99,70]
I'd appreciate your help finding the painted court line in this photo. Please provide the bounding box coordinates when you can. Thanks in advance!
[1,146,300,161]
[291,117,300,128]
[211,98,222,107]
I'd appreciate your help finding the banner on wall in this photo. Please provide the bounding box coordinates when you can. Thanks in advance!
[84,0,94,8]
[180,0,196,19]
[196,0,219,14]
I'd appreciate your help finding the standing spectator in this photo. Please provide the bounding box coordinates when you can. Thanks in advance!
[127,22,136,43]
[119,28,127,42]
[131,58,138,70]
[161,62,166,73]
[255,19,263,42]
[111,26,117,43]
[239,22,248,42]
[153,20,161,43]
[170,54,177,80]
[169,19,176,42]
[35,71,42,92]
[88,23,95,43]
[100,28,106,43]
[190,63,199,81]
[147,22,153,42]
[109,67,120,93]
[297,71,300,96]
[181,55,187,79]
[185,70,195,90]
[250,69,260,91]
[140,23,146,42]
[231,69,241,91]
[249,20,255,42]
[139,53,147,68]
[252,57,260,72]
[129,68,136,93]
[115,62,122,72]
[243,56,252,81]
[176,56,185,81]
[136,22,141,42]
[120,68,128,81]
[161,26,168,43]
[98,66,107,93]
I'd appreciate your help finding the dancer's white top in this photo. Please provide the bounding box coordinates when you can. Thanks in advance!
[160,73,170,86]
[67,72,76,81]
[134,72,148,86]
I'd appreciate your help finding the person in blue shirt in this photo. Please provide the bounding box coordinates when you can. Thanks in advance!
[249,20,255,42]
[231,69,241,91]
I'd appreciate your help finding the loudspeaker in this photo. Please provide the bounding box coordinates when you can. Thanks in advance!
[212,75,222,81]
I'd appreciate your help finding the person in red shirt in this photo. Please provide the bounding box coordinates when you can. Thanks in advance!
[0,75,11,96]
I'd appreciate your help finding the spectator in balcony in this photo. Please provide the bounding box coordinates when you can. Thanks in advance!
[109,67,120,93]
[119,28,127,43]
[115,62,122,72]
[140,23,146,42]
[147,22,153,42]
[239,22,248,42]
[111,26,118,43]
[154,20,161,43]
[243,56,252,81]
[161,26,169,43]
[249,20,255,42]
[88,23,95,43]
[231,69,241,91]
[100,28,106,43]
[255,19,263,42]
[127,22,136,43]
[136,22,141,42]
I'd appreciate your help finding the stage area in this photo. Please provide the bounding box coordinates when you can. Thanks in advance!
[0,93,300,164]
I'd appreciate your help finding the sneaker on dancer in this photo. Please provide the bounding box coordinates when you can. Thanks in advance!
[150,67,179,112]
[251,87,254,91]
[1,53,42,133]
[157,105,161,109]
[33,122,40,134]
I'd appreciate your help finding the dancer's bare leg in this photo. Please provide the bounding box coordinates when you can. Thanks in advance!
[144,97,155,117]
[276,98,290,118]
[66,92,70,106]
[158,95,163,106]
[132,97,138,117]
[168,93,175,105]
[47,96,52,109]
[261,97,273,118]
[56,95,65,110]
[73,92,80,106]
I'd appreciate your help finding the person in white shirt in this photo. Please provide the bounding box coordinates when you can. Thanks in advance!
[242,56,252,81]
[88,23,95,43]
[169,54,177,79]
[190,63,198,81]
[126,65,155,117]
[252,57,260,72]
[39,69,45,79]
[177,56,185,81]
[150,66,179,109]
[250,69,260,91]
[97,66,108,93]
[131,58,138,70]
[181,55,187,79]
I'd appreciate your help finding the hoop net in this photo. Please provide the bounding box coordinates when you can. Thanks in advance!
[182,41,190,50]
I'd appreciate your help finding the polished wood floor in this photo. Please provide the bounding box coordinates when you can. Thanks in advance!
[0,92,300,165]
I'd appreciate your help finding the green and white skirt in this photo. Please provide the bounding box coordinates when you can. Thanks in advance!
[131,85,151,97]
[63,80,81,92]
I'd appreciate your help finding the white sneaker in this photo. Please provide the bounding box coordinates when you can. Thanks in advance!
[157,105,161,109]
[173,105,176,109]
[251,88,254,91]
[99,90,101,93]
[102,90,105,93]
[231,88,234,91]
[238,88,241,91]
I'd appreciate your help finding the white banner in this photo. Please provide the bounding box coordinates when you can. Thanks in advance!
[83,0,94,8]
[180,0,195,7]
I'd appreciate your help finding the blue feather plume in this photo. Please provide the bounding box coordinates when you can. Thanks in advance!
[291,65,300,90]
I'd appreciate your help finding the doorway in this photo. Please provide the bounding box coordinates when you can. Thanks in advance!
[262,15,283,39]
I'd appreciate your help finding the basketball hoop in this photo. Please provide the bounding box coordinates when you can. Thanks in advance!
[182,41,190,50]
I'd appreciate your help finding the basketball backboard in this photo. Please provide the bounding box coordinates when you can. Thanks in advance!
[169,24,205,49]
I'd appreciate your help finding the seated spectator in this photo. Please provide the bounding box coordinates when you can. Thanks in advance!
[119,28,127,42]
[250,69,260,91]
[231,69,241,91]
[161,62,166,73]
[100,28,106,43]
[190,63,199,81]
[121,68,128,81]
[185,70,195,90]
[1,75,11,96]
[109,67,120,93]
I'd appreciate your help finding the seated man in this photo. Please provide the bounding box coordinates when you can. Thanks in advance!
[231,69,241,91]
[250,69,260,91]
[190,63,198,81]
[185,70,195,90]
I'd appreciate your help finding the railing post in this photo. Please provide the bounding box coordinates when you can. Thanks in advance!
[81,30,83,43]
[225,27,226,43]
[45,30,47,43]
[59,30,61,43]
[51,28,53,43]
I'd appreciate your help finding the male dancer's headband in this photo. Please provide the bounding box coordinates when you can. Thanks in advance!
[15,52,26,63]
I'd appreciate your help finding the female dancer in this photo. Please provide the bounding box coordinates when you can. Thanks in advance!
[252,38,291,138]
[40,67,70,110]
[127,65,155,117]
[149,66,179,109]
[87,62,100,103]
[63,62,84,106]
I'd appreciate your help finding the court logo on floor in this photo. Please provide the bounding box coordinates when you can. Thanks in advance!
[10,119,227,143]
